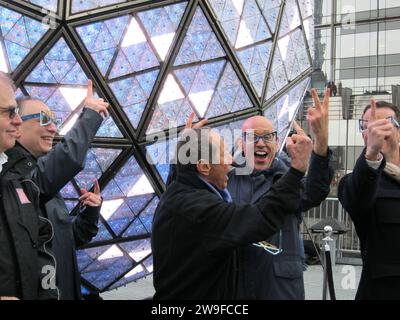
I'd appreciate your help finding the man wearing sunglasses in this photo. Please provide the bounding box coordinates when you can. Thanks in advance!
[0,72,58,300]
[6,80,107,300]
[227,88,333,300]
[339,100,400,299]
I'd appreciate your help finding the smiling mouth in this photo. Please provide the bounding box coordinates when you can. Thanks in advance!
[42,137,53,142]
[254,151,268,159]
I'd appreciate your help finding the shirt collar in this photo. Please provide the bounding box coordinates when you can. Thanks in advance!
[0,152,8,174]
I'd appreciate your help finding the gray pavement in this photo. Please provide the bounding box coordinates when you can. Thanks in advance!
[101,264,362,300]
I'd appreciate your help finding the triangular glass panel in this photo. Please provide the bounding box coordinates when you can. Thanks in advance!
[257,0,282,34]
[298,0,313,19]
[146,5,253,134]
[23,37,124,138]
[278,0,301,37]
[71,0,127,14]
[237,41,272,96]
[174,6,224,66]
[0,5,49,72]
[23,0,58,12]
[109,70,159,129]
[264,78,310,150]
[137,2,187,61]
[80,244,134,291]
[265,47,288,100]
[145,137,178,185]
[108,263,149,290]
[205,62,253,118]
[74,148,122,190]
[120,237,151,263]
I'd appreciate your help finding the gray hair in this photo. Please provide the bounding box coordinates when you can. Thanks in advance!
[176,128,220,173]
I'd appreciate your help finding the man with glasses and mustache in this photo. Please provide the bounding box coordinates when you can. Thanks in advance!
[339,100,400,300]
[0,72,58,300]
[5,80,108,300]
[227,88,333,300]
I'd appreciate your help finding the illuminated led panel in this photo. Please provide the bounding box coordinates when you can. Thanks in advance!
[264,78,310,150]
[145,138,178,184]
[23,37,123,137]
[0,5,49,72]
[98,154,158,237]
[76,2,187,129]
[146,6,253,134]
[262,0,310,100]
[79,244,134,291]
[71,0,127,14]
[207,0,280,96]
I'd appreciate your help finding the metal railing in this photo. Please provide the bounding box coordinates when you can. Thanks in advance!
[301,197,361,257]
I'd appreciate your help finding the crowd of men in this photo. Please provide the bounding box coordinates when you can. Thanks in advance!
[1,68,400,300]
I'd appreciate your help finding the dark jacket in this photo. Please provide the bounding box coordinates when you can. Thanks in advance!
[0,152,57,299]
[152,167,306,300]
[6,108,102,300]
[228,150,333,299]
[338,149,400,300]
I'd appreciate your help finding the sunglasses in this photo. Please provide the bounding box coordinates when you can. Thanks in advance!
[243,131,278,144]
[253,229,283,255]
[359,115,400,132]
[21,110,62,128]
[0,106,20,119]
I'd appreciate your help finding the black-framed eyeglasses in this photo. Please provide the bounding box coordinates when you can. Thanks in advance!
[243,131,278,144]
[21,110,62,128]
[358,116,400,132]
[0,106,19,119]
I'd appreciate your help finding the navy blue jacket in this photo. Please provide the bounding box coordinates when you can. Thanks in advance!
[228,150,333,299]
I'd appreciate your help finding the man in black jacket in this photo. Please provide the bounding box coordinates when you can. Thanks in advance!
[6,80,107,300]
[0,72,57,300]
[338,100,400,299]
[227,88,333,299]
[152,127,313,299]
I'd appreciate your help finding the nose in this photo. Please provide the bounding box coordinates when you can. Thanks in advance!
[12,113,23,126]
[46,122,57,133]
[255,137,266,146]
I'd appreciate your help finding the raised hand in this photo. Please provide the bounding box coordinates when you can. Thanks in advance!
[185,112,208,129]
[366,100,395,161]
[308,88,330,156]
[285,126,313,172]
[79,180,102,208]
[84,80,109,118]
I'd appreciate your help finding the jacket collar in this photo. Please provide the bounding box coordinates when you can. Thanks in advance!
[3,142,36,176]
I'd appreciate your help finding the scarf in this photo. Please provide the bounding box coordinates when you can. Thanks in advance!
[384,162,400,184]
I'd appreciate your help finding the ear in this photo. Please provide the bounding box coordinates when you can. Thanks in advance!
[197,159,211,176]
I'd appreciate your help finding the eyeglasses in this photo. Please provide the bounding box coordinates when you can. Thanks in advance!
[0,106,19,119]
[21,110,62,128]
[253,229,283,255]
[243,131,277,144]
[359,116,400,132]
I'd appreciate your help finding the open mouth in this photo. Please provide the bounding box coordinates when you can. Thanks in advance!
[254,151,268,159]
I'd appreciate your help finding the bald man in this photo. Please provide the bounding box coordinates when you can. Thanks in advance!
[227,88,333,300]
[6,81,108,300]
